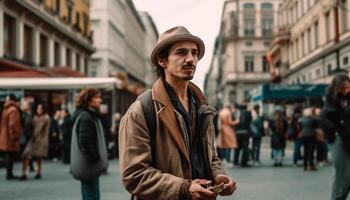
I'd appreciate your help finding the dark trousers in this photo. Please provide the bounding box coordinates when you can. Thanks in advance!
[302,137,316,169]
[316,141,328,162]
[252,137,262,162]
[5,152,17,177]
[293,139,302,164]
[81,178,100,200]
[234,134,250,166]
[218,149,231,162]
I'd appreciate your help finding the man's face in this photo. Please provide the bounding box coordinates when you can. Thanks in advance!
[89,94,102,110]
[160,41,199,81]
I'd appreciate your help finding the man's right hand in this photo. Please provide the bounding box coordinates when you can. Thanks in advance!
[189,179,218,200]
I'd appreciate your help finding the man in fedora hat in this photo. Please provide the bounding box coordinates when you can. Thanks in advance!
[119,26,236,200]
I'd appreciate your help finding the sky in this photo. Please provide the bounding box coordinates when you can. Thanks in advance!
[133,0,226,90]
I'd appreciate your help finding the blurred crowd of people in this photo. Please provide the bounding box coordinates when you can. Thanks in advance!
[0,93,122,181]
[216,101,329,171]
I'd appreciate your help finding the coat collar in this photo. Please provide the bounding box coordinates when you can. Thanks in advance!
[151,78,209,163]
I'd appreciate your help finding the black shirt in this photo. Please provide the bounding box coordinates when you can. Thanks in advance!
[163,80,208,179]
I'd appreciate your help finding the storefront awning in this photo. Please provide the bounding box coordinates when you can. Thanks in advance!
[0,77,122,90]
[251,83,328,102]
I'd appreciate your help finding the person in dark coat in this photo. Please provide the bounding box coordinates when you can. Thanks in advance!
[269,110,288,167]
[320,74,350,200]
[299,108,318,171]
[71,87,107,200]
[233,103,252,167]
[60,109,72,164]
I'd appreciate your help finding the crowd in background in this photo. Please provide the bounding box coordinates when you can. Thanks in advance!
[0,94,121,181]
[216,101,330,171]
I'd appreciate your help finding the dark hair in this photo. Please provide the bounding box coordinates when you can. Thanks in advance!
[75,87,101,109]
[7,94,19,102]
[253,104,260,111]
[327,73,350,104]
[36,104,46,115]
[154,44,172,78]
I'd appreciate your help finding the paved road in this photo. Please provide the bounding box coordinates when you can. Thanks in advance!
[0,147,335,200]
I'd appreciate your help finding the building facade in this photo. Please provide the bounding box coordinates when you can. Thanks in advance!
[90,0,157,86]
[0,0,94,73]
[139,11,158,88]
[206,0,282,106]
[268,0,350,84]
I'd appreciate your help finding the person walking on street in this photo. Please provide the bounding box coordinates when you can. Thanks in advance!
[119,26,236,200]
[20,101,35,172]
[110,112,121,158]
[217,103,239,167]
[71,88,108,200]
[60,109,72,164]
[20,104,51,180]
[269,110,287,167]
[250,104,265,166]
[0,94,22,180]
[320,74,350,200]
[299,108,318,171]
[233,102,252,167]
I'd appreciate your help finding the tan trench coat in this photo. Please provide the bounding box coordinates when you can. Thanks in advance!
[0,101,22,152]
[119,79,226,200]
[217,107,238,149]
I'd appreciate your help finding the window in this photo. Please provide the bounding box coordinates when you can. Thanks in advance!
[262,56,269,72]
[263,41,271,47]
[55,0,60,14]
[344,56,349,65]
[243,3,255,37]
[261,3,274,36]
[54,42,60,66]
[296,38,299,58]
[84,57,89,75]
[314,21,319,48]
[66,48,71,67]
[229,11,238,37]
[76,53,81,71]
[325,12,330,41]
[23,25,34,63]
[40,34,48,67]
[301,33,305,56]
[245,56,255,72]
[245,41,253,47]
[340,0,349,32]
[327,64,332,75]
[307,28,312,52]
[316,69,321,78]
[67,4,73,23]
[3,14,17,58]
[83,13,89,36]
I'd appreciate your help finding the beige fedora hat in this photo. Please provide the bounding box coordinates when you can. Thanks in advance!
[151,26,205,67]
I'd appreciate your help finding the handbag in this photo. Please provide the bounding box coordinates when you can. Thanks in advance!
[70,113,108,181]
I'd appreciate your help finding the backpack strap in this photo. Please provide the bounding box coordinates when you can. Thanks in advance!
[137,89,157,165]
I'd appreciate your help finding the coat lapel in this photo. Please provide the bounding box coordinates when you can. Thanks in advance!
[152,79,190,163]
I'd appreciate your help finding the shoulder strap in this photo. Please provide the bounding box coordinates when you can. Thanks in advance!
[137,89,157,165]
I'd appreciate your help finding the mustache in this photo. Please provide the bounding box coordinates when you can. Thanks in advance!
[182,63,196,69]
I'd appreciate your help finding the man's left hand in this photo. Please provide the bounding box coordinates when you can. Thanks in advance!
[214,174,236,196]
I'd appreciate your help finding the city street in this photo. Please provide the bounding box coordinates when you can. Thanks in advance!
[0,145,333,200]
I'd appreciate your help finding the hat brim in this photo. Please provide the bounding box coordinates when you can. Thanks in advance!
[151,34,205,67]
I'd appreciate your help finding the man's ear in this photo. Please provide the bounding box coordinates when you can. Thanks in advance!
[158,58,166,68]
